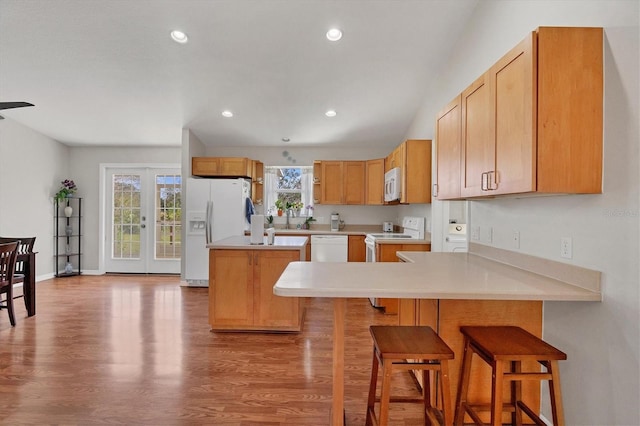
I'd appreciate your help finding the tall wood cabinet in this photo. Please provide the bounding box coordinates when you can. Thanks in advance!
[436,26,603,200]
[209,249,304,331]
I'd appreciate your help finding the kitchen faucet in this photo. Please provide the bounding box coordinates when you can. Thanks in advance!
[285,209,291,230]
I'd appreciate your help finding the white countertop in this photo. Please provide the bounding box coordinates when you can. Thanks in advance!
[273,252,601,302]
[208,235,308,250]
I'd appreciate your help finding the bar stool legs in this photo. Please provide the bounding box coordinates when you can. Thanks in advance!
[365,326,454,426]
[454,326,567,426]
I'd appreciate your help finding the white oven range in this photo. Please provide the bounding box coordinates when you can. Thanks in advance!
[364,216,425,307]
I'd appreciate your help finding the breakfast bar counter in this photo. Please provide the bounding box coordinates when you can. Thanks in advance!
[273,248,600,425]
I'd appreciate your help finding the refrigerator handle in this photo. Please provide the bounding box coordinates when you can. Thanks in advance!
[205,201,212,245]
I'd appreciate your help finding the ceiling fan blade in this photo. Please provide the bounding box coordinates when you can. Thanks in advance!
[0,101,34,110]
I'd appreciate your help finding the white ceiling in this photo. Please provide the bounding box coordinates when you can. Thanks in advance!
[0,0,477,149]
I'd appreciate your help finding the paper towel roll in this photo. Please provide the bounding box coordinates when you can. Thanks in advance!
[250,215,264,244]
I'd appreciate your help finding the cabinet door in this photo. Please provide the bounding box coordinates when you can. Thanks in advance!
[491,32,536,195]
[209,250,253,326]
[347,235,366,262]
[313,161,322,204]
[460,72,493,197]
[436,96,462,200]
[192,157,219,176]
[321,161,343,204]
[403,140,431,204]
[343,161,365,204]
[251,161,264,205]
[253,250,301,328]
[365,159,385,205]
[218,157,250,176]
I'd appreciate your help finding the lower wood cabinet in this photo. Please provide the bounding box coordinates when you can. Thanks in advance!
[398,298,543,424]
[209,249,304,331]
[376,243,431,314]
[348,235,366,262]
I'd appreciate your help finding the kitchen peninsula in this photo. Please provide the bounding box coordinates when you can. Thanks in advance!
[208,235,307,332]
[273,244,600,425]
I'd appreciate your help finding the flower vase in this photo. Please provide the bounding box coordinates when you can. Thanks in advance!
[64,206,73,218]
[64,262,73,274]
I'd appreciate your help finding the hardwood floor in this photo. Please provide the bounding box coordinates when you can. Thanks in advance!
[0,275,427,425]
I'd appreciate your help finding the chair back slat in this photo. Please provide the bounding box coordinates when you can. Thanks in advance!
[0,237,36,275]
[0,242,19,284]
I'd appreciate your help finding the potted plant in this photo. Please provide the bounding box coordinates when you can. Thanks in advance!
[54,179,77,202]
[275,199,284,216]
[266,214,274,227]
[302,216,316,230]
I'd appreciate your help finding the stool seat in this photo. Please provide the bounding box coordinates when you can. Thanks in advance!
[460,326,567,362]
[455,326,567,426]
[366,326,454,426]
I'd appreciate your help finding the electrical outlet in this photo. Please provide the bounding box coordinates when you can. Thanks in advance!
[513,231,520,249]
[481,226,493,243]
[561,237,572,259]
[471,226,480,241]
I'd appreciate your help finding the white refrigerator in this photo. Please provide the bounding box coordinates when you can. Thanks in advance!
[184,177,251,286]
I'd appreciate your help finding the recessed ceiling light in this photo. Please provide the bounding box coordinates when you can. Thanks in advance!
[221,110,233,118]
[326,28,342,42]
[325,110,337,117]
[170,30,188,44]
[282,137,290,142]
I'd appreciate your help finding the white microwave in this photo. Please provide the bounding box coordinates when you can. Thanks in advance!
[384,167,401,202]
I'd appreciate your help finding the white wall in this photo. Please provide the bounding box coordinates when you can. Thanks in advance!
[0,118,69,278]
[405,1,639,424]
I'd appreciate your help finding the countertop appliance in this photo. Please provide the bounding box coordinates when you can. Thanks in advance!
[383,221,393,232]
[311,235,348,262]
[384,167,401,202]
[184,178,251,287]
[444,223,468,252]
[330,213,340,232]
[364,216,425,307]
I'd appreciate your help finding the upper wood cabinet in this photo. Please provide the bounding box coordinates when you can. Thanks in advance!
[251,161,264,205]
[436,26,603,199]
[365,159,385,205]
[318,161,365,205]
[435,96,462,200]
[385,140,432,204]
[460,72,493,197]
[312,161,321,204]
[192,157,252,178]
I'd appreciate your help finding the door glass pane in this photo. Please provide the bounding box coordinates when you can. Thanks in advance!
[112,174,142,259]
[155,174,182,260]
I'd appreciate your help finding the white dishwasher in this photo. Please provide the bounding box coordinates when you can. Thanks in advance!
[311,235,348,262]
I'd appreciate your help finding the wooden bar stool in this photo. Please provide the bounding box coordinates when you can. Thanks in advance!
[366,326,454,426]
[454,326,567,426]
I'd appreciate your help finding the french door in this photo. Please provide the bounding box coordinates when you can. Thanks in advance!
[104,167,181,274]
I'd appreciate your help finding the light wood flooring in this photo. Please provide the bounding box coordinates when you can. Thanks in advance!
[0,275,427,425]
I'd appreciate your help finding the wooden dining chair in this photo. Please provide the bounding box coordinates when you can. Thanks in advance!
[0,242,19,326]
[0,237,36,313]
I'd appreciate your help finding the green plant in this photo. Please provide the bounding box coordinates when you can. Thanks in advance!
[275,199,284,211]
[54,179,77,202]
[266,215,274,225]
